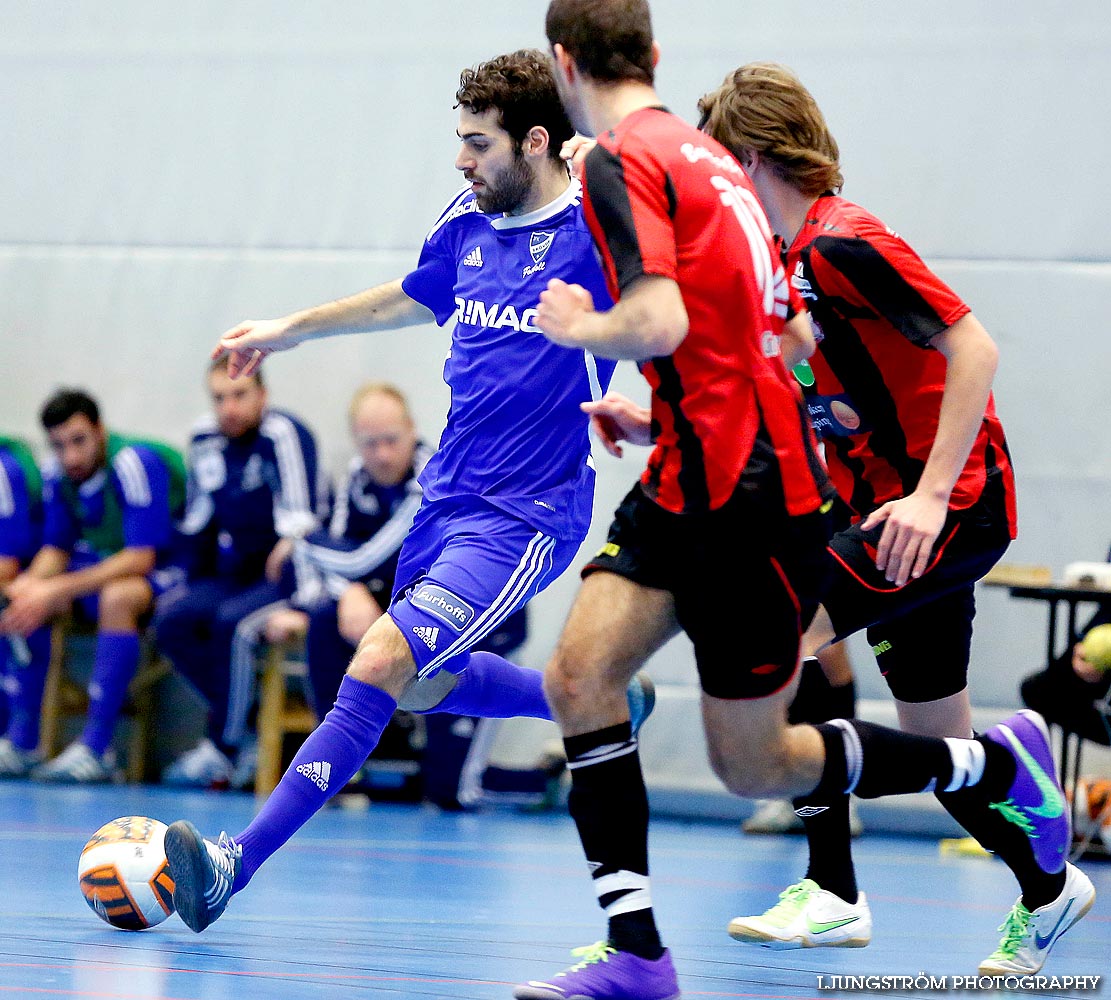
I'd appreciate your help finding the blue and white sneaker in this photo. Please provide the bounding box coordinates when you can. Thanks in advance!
[979,862,1095,974]
[162,739,234,788]
[0,737,41,779]
[30,742,118,784]
[628,672,656,738]
[164,820,241,933]
[982,710,1070,874]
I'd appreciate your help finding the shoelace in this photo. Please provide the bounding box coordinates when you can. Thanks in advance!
[988,798,1037,837]
[762,880,815,927]
[988,902,1032,958]
[211,834,242,882]
[560,941,616,974]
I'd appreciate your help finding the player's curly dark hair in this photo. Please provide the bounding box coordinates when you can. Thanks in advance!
[455,49,573,163]
[698,62,844,197]
[545,0,654,85]
[40,388,100,430]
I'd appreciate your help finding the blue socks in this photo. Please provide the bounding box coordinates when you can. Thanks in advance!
[81,631,141,755]
[233,674,397,891]
[231,657,550,893]
[3,626,51,751]
[423,652,551,720]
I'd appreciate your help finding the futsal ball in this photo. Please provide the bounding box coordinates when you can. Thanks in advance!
[78,816,176,930]
[1070,777,1111,850]
[1080,624,1111,672]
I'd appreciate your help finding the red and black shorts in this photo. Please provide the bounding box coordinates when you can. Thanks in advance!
[822,473,1012,703]
[582,480,834,700]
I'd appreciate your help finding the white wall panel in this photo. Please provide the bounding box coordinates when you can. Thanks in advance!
[3,3,1108,256]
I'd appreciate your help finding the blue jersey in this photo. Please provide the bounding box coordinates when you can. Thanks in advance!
[0,438,42,566]
[401,179,617,542]
[178,409,325,586]
[42,438,175,562]
[301,442,432,601]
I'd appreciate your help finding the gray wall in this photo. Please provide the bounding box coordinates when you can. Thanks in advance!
[4,3,1111,723]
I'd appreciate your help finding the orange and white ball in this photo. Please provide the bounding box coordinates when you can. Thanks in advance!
[78,816,175,930]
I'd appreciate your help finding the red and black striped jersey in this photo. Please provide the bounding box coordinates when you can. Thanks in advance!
[788,195,1016,535]
[582,107,831,516]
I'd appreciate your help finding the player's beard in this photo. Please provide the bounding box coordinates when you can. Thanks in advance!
[475,148,533,215]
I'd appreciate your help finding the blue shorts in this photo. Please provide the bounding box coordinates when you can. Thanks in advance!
[388,497,579,679]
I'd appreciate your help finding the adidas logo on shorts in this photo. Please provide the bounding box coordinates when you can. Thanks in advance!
[462,246,483,267]
[413,625,439,651]
[296,760,331,792]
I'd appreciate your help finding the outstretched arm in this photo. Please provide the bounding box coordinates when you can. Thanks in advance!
[213,279,436,378]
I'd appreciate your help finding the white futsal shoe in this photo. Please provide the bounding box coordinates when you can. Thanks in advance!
[978,862,1095,975]
[728,878,872,949]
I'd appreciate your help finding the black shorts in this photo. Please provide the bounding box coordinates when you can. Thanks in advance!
[822,474,1012,703]
[583,482,834,700]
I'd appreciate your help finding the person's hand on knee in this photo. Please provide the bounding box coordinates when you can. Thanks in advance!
[337,583,382,645]
[264,608,309,644]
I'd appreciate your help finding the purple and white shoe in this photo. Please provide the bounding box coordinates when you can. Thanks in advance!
[514,941,680,1000]
[981,710,1069,874]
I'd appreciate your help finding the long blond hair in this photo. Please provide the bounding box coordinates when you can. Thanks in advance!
[698,62,843,197]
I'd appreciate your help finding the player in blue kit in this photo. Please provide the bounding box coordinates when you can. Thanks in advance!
[0,435,48,777]
[2,390,185,782]
[155,356,325,787]
[164,49,652,933]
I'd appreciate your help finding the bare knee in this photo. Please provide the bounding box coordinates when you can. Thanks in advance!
[98,577,150,630]
[543,647,597,722]
[704,720,824,799]
[708,742,793,798]
[543,644,628,734]
[346,615,415,697]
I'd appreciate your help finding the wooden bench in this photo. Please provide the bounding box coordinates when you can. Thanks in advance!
[254,636,318,799]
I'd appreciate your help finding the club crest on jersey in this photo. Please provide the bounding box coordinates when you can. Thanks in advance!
[523,230,555,277]
[529,230,555,263]
[410,584,474,631]
[240,453,266,492]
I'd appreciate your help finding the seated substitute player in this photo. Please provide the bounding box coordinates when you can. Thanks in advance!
[220,381,434,783]
[0,434,48,777]
[512,3,1075,996]
[256,382,434,723]
[161,48,652,934]
[155,355,325,787]
[697,61,1092,975]
[2,390,184,783]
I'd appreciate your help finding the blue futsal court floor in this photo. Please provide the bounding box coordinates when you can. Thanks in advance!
[0,782,1106,999]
